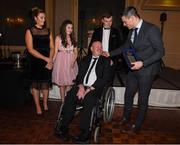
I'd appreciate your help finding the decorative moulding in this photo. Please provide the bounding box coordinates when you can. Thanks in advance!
[141,0,180,11]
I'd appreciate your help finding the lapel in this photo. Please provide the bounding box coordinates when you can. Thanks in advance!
[83,55,102,77]
[127,29,134,48]
[100,28,103,41]
[86,55,92,69]
[109,27,113,48]
[134,21,146,46]
[95,56,103,75]
[85,55,102,71]
[82,55,92,76]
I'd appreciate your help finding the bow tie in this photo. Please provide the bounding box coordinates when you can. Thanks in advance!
[104,27,110,30]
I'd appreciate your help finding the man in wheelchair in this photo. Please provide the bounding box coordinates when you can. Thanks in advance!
[56,41,114,143]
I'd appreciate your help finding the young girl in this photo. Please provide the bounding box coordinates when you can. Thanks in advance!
[52,20,78,103]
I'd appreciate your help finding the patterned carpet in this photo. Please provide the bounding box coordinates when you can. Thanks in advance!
[0,101,180,144]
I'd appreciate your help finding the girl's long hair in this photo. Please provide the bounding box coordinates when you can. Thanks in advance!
[59,19,77,47]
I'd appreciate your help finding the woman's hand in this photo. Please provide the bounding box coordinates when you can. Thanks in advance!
[44,57,51,63]
[45,58,53,70]
[45,62,53,70]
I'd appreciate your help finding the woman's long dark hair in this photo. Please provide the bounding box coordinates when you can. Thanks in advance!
[59,19,77,47]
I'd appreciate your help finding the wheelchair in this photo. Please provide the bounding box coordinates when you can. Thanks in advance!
[54,85,115,143]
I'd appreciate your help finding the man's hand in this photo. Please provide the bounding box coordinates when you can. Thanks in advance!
[84,86,95,95]
[102,51,110,57]
[76,86,95,100]
[83,88,91,96]
[76,85,85,100]
[131,61,143,70]
[110,60,114,66]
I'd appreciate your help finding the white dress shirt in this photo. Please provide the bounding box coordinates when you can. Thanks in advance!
[102,28,110,52]
[83,56,99,87]
[131,19,143,43]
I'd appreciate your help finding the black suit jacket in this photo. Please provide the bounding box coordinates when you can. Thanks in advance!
[76,55,114,89]
[110,21,165,75]
[88,27,123,61]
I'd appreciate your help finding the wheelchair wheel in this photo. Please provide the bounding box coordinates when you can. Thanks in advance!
[57,104,64,120]
[54,104,64,135]
[103,87,115,122]
[94,126,100,143]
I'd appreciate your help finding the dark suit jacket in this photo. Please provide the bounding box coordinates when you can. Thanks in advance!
[76,55,114,89]
[88,27,123,61]
[110,21,165,75]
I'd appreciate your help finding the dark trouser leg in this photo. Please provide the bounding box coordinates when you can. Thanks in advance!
[134,75,155,129]
[79,90,98,132]
[61,86,78,128]
[123,72,138,120]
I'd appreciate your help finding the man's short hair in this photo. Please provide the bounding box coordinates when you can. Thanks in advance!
[101,11,113,19]
[122,6,140,18]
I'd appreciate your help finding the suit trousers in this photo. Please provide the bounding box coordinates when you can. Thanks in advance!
[123,71,155,128]
[61,85,102,132]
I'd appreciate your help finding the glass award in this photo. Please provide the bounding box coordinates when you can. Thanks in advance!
[122,48,139,68]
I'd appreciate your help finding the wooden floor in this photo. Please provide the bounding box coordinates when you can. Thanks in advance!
[0,100,180,144]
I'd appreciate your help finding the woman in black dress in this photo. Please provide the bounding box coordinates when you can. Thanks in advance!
[25,7,54,115]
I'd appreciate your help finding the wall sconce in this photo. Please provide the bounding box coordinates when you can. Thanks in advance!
[5,17,24,25]
[88,18,100,30]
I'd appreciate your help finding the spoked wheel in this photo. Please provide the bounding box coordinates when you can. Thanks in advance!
[54,104,64,135]
[103,87,115,122]
[94,126,100,143]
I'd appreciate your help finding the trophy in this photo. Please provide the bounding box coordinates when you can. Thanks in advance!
[12,52,22,68]
[122,48,139,68]
[126,51,136,63]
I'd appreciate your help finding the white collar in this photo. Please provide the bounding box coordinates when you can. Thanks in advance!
[92,55,99,59]
[135,19,143,29]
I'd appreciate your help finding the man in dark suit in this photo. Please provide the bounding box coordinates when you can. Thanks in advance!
[104,6,165,134]
[57,41,114,143]
[88,11,123,69]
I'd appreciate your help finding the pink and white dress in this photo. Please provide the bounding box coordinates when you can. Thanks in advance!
[52,38,78,86]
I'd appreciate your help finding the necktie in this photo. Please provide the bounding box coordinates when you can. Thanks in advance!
[85,58,98,84]
[133,28,138,44]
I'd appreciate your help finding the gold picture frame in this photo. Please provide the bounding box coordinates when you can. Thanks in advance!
[141,0,180,11]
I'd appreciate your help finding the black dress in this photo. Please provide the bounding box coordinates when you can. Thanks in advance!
[28,26,52,89]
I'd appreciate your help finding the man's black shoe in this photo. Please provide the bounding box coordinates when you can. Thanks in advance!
[74,135,90,144]
[121,124,140,135]
[119,117,128,125]
[74,130,91,144]
[54,126,69,141]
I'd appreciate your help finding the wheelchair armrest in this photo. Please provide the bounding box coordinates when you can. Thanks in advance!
[103,81,113,90]
[100,82,114,102]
